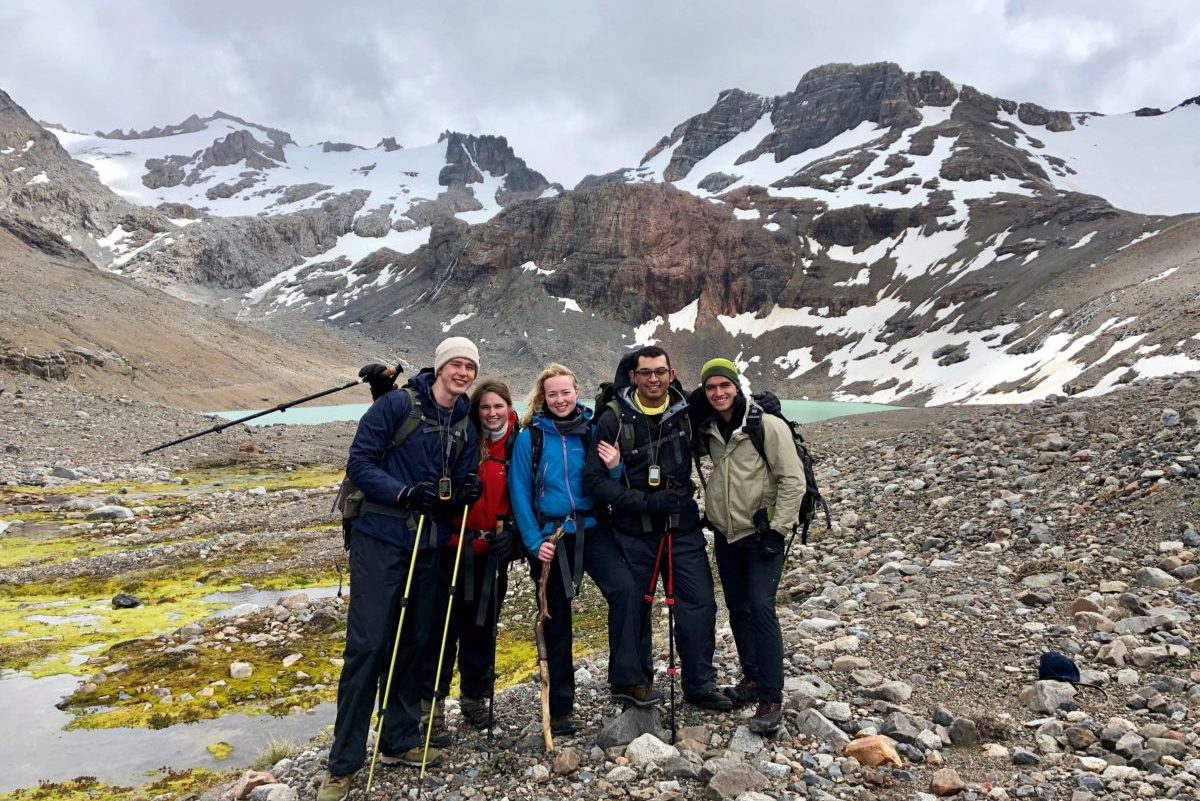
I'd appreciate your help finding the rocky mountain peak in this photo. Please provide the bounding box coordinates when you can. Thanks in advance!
[438,131,552,202]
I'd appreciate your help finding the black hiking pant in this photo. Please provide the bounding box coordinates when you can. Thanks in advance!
[714,531,784,703]
[420,544,509,702]
[620,526,719,697]
[583,524,648,689]
[327,530,440,776]
[528,534,579,719]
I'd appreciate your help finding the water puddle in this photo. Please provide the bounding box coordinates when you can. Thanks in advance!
[202,584,342,617]
[0,671,334,791]
[24,613,105,626]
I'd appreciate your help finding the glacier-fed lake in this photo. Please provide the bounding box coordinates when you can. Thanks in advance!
[212,398,899,426]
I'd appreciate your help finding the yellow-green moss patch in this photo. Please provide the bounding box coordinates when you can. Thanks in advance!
[0,768,225,801]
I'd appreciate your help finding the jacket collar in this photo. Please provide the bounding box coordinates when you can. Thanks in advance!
[532,403,593,433]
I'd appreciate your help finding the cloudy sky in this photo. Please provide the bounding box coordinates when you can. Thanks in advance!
[2,0,1197,185]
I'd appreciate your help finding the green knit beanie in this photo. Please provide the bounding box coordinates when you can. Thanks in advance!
[700,357,740,387]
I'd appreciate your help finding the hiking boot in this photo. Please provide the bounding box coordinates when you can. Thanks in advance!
[421,697,452,747]
[550,714,576,736]
[460,695,490,730]
[612,684,664,707]
[721,677,757,709]
[748,701,783,734]
[379,746,442,767]
[316,772,351,801]
[686,688,734,712]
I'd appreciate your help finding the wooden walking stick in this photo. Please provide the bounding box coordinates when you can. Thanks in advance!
[535,526,565,753]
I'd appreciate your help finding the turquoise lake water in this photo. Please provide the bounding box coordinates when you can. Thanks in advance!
[212,398,899,426]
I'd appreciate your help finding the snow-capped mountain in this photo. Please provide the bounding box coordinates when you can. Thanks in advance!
[7,63,1199,404]
[49,112,556,295]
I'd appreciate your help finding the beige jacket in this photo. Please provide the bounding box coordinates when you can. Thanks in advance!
[702,403,806,544]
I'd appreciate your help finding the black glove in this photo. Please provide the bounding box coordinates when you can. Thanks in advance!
[396,480,439,512]
[452,474,484,508]
[646,490,685,516]
[751,391,781,416]
[488,527,515,563]
[759,529,786,559]
[752,507,771,533]
[359,362,402,400]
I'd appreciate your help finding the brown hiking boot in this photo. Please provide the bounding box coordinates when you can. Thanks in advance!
[721,677,757,709]
[611,684,664,707]
[316,772,351,801]
[749,701,782,734]
[379,745,442,767]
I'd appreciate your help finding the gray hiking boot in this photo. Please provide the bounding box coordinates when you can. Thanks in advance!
[460,695,490,730]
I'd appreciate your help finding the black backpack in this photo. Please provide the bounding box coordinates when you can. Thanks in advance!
[744,393,831,548]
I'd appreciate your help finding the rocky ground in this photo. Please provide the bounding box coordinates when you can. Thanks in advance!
[1,373,1198,801]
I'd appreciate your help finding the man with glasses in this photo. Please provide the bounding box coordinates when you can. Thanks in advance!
[584,346,732,713]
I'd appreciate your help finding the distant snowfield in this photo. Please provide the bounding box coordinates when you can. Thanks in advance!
[53,120,529,303]
[1033,106,1200,216]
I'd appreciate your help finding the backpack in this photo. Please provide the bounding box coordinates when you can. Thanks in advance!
[334,385,472,546]
[743,393,831,548]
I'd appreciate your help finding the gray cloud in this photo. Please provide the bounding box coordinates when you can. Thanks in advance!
[1,0,1197,185]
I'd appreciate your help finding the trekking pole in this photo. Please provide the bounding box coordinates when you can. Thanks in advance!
[142,377,367,454]
[365,515,425,794]
[487,516,504,750]
[419,510,471,781]
[665,514,679,745]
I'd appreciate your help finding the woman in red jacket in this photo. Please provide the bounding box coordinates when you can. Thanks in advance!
[420,378,519,742]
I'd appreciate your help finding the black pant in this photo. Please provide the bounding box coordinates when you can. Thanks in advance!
[528,536,578,719]
[583,525,647,689]
[621,526,718,697]
[714,532,784,703]
[328,531,441,776]
[420,545,510,701]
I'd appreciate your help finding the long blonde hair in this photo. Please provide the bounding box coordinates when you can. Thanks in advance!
[523,363,580,427]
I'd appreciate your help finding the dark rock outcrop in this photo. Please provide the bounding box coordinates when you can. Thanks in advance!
[641,89,771,181]
[437,132,551,204]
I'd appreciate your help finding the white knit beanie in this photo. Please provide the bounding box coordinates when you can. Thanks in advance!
[434,336,480,374]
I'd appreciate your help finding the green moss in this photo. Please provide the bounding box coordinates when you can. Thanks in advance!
[63,626,347,730]
[206,741,233,760]
[0,769,226,801]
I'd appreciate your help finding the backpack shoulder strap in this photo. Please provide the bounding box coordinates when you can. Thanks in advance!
[389,386,424,450]
[606,400,637,457]
[529,425,545,489]
[744,402,768,464]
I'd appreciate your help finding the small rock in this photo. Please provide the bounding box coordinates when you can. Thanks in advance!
[230,661,253,679]
[87,505,134,520]
[626,733,679,768]
[111,592,141,609]
[233,771,276,800]
[791,709,850,745]
[552,747,581,775]
[930,767,965,796]
[598,705,667,748]
[705,763,768,801]
[844,734,902,767]
[248,785,297,801]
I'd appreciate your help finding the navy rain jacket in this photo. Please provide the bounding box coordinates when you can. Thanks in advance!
[346,369,478,549]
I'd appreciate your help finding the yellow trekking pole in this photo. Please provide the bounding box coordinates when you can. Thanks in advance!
[365,515,425,794]
[419,510,470,779]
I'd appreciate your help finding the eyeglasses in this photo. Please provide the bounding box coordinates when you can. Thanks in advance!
[633,367,671,378]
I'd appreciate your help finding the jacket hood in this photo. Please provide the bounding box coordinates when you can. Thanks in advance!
[611,351,642,393]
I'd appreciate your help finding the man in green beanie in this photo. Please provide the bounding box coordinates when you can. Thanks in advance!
[693,357,805,734]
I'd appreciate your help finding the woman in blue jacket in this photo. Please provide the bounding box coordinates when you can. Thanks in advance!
[509,363,645,735]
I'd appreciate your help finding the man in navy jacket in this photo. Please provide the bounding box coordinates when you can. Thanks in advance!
[320,338,481,801]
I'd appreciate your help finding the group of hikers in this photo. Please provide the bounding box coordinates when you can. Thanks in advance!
[318,336,808,801]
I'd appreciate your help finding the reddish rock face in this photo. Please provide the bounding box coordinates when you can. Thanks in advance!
[454,182,794,324]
